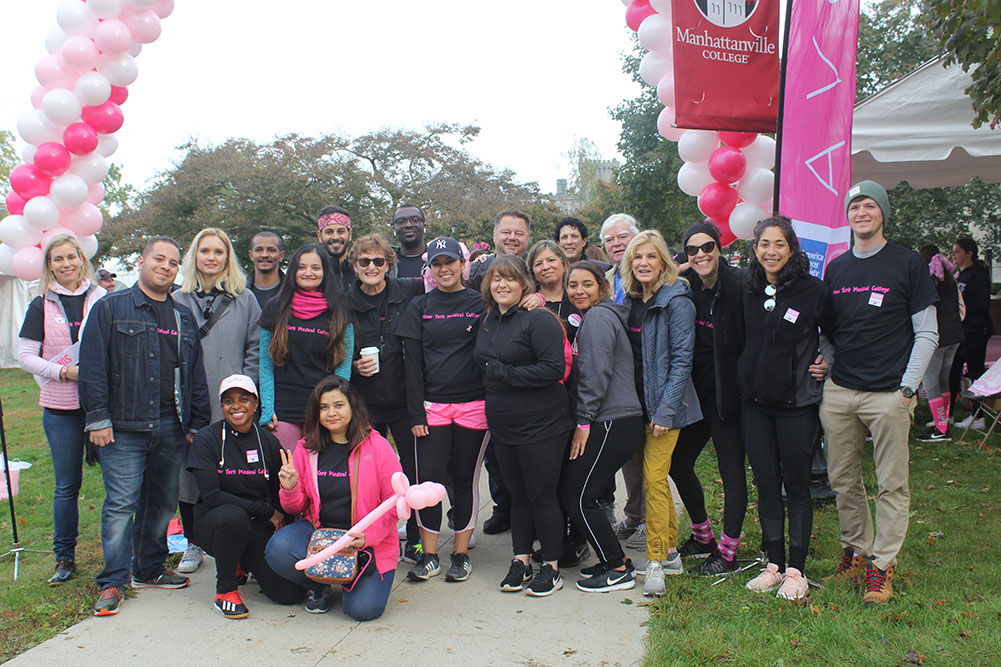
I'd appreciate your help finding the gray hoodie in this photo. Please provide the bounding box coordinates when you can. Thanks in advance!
[574,301,644,424]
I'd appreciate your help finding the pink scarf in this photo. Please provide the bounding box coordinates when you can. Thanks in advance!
[929,253,954,282]
[291,289,329,320]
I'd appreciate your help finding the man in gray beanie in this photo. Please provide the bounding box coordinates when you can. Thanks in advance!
[818,180,939,604]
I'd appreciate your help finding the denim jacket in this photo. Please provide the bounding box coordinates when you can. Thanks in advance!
[79,283,211,434]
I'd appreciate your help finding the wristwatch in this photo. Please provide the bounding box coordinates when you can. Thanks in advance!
[900,386,915,398]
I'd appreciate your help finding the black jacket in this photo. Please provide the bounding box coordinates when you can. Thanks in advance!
[934,280,964,348]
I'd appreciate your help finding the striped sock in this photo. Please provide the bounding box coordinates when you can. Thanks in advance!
[691,519,714,543]
[718,534,740,562]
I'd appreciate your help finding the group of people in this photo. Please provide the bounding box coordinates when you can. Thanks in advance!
[17,179,970,623]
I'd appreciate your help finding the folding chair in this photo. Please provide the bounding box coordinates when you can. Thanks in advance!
[956,361,1001,445]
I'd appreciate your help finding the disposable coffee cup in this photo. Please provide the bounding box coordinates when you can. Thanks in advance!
[360,346,380,373]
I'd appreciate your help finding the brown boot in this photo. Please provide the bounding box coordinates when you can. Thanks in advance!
[862,561,895,605]
[823,547,866,585]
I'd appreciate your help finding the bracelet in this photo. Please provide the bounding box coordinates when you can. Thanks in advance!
[577,424,591,431]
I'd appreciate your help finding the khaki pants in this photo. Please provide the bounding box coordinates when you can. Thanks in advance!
[819,380,914,570]
[643,425,681,562]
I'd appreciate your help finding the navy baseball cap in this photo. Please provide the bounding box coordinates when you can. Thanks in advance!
[426,237,463,263]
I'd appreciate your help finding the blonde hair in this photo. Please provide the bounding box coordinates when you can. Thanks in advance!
[180,227,246,295]
[621,230,679,298]
[40,234,94,293]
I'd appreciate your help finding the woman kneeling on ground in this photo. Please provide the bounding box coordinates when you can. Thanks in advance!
[265,376,403,621]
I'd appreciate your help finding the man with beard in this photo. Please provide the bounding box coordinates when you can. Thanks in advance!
[246,232,286,307]
[392,204,428,288]
[316,205,356,291]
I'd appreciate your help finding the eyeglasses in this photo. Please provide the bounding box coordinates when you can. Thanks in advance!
[763,284,776,312]
[393,216,425,226]
[684,241,717,257]
[356,257,387,268]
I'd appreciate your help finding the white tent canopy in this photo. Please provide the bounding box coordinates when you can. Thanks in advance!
[851,56,1001,190]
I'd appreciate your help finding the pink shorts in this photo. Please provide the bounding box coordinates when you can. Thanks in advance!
[424,400,487,431]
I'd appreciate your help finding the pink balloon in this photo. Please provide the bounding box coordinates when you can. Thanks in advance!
[81,101,124,134]
[61,35,100,71]
[715,220,738,247]
[625,0,657,31]
[63,122,100,155]
[657,107,684,142]
[34,142,72,176]
[719,131,758,149]
[87,182,106,206]
[94,20,133,55]
[395,496,411,521]
[5,190,27,216]
[12,246,44,282]
[122,10,161,44]
[152,0,175,19]
[62,203,104,236]
[31,86,47,110]
[656,72,676,108]
[698,182,740,220]
[10,164,53,200]
[109,85,129,106]
[708,146,748,185]
[34,55,75,90]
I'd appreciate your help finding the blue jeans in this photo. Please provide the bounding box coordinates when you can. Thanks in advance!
[42,408,86,562]
[265,519,395,622]
[95,417,186,589]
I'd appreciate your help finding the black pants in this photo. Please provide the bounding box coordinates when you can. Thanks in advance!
[373,418,419,545]
[560,417,644,569]
[494,434,570,562]
[484,439,511,518]
[741,403,820,573]
[414,424,487,536]
[194,504,305,603]
[671,418,747,538]
[950,332,990,413]
[179,501,196,545]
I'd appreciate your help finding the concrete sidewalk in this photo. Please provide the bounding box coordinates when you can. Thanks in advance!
[6,474,672,667]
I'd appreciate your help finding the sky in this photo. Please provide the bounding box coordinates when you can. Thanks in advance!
[0,1,644,196]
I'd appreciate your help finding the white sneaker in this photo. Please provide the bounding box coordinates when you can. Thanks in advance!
[746,563,785,592]
[177,544,203,573]
[663,553,684,575]
[624,523,646,550]
[956,415,986,430]
[643,560,665,596]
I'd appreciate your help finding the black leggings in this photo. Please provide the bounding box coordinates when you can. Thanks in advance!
[950,333,990,413]
[560,417,644,569]
[414,424,488,537]
[374,418,419,545]
[494,434,570,562]
[671,418,747,538]
[194,504,305,603]
[741,403,820,573]
[179,501,196,544]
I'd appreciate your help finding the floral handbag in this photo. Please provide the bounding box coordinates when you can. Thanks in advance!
[304,448,360,585]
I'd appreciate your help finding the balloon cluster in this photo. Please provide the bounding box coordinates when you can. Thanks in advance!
[0,0,173,281]
[620,0,776,245]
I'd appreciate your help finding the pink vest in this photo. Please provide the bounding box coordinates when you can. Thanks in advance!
[38,285,104,410]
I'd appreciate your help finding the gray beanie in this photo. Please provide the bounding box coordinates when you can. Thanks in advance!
[845,180,890,225]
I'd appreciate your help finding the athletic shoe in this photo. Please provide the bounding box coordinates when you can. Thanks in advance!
[643,561,665,597]
[130,570,190,589]
[402,541,423,564]
[177,544,204,573]
[624,523,647,550]
[612,520,638,540]
[482,512,510,535]
[576,565,635,593]
[407,553,441,581]
[305,588,329,613]
[526,564,563,597]
[500,559,534,592]
[445,552,472,582]
[580,558,638,577]
[93,586,125,616]
[235,565,249,586]
[692,550,738,576]
[823,547,866,585]
[214,590,250,619]
[468,533,476,550]
[955,415,985,430]
[745,563,785,592]
[49,559,76,586]
[678,534,717,559]
[862,562,895,605]
[663,552,684,576]
[776,567,809,600]
[916,428,951,443]
[533,541,590,568]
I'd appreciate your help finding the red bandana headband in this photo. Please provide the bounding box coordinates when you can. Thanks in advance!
[317,212,352,231]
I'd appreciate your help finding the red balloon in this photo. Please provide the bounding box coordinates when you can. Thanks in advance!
[109,85,129,106]
[708,146,748,185]
[64,122,100,155]
[9,164,53,200]
[698,182,740,220]
[719,132,758,149]
[34,142,72,176]
[626,0,657,31]
[5,190,27,216]
[717,222,738,248]
[81,101,124,134]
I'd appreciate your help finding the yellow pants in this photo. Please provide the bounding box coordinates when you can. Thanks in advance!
[642,424,680,562]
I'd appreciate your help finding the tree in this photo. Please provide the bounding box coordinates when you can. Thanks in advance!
[0,130,18,216]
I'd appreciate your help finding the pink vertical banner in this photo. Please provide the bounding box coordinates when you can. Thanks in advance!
[777,0,860,278]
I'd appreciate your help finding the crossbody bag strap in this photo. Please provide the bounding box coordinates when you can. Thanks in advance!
[198,293,234,338]
[350,445,360,526]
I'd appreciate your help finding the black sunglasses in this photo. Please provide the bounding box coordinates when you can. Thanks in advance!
[356,257,387,268]
[684,241,717,257]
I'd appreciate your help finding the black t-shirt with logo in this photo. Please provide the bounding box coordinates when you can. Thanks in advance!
[691,283,719,422]
[544,292,581,345]
[316,442,352,528]
[20,294,88,344]
[355,289,389,348]
[145,293,179,417]
[628,297,652,420]
[822,242,938,392]
[395,248,427,287]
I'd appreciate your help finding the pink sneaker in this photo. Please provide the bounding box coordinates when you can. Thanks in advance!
[776,567,809,600]
[745,563,784,592]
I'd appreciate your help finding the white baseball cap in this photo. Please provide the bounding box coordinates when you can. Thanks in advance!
[218,374,258,400]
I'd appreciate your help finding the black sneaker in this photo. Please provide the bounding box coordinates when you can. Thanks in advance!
[214,590,250,619]
[531,542,591,568]
[49,559,76,586]
[482,512,510,535]
[500,559,534,592]
[580,558,637,577]
[679,534,717,559]
[130,570,190,589]
[305,588,329,613]
[576,565,636,593]
[93,586,125,616]
[526,564,563,597]
[402,541,423,564]
[407,553,441,581]
[916,428,951,443]
[445,552,472,582]
[692,550,738,576]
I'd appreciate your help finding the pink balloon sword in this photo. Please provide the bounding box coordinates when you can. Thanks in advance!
[295,472,445,570]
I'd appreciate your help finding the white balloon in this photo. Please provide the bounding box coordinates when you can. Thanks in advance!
[743,135,777,170]
[70,153,110,185]
[638,14,673,53]
[677,161,714,197]
[620,0,631,5]
[79,234,99,259]
[75,71,112,106]
[49,173,90,209]
[56,0,99,37]
[0,244,15,275]
[100,54,139,87]
[125,0,157,7]
[22,145,37,165]
[656,72,676,107]
[23,196,62,230]
[42,88,83,126]
[96,134,119,158]
[729,203,768,240]
[0,215,46,249]
[128,42,143,58]
[736,167,775,205]
[41,226,77,250]
[88,0,124,19]
[678,130,720,163]
[649,0,673,16]
[18,109,60,145]
[45,28,68,55]
[639,50,673,87]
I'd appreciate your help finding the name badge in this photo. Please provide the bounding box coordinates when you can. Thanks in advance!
[246,450,259,463]
[783,308,800,324]
[868,292,884,307]
[567,313,582,328]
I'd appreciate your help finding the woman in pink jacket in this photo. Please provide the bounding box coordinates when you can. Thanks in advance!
[265,375,402,621]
